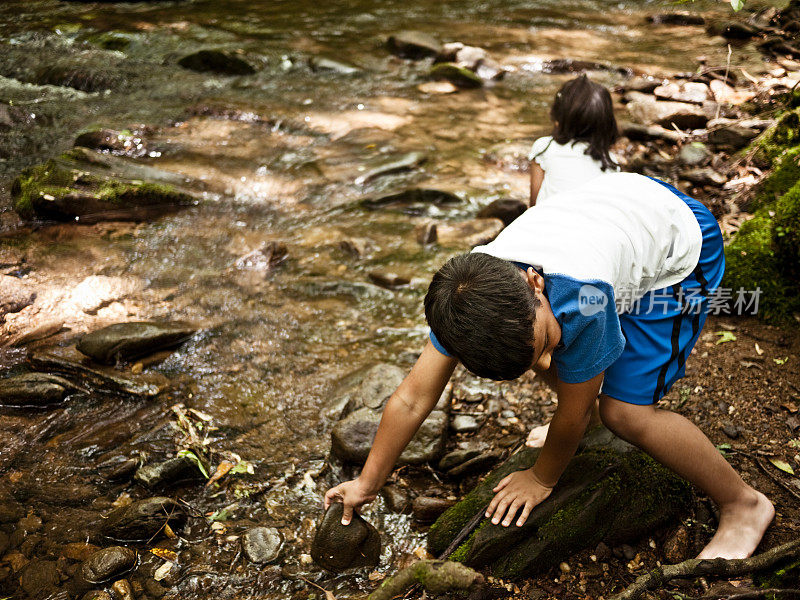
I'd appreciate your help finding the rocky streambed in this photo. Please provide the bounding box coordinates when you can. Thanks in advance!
[2,1,800,599]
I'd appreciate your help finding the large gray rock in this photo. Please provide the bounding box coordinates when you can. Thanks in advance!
[653,81,709,104]
[386,31,442,59]
[77,321,196,365]
[707,118,762,149]
[100,497,186,542]
[332,407,447,465]
[428,428,692,578]
[627,97,708,130]
[327,363,407,419]
[677,142,712,167]
[0,373,74,406]
[133,456,202,489]
[242,526,282,564]
[311,502,380,572]
[81,546,137,583]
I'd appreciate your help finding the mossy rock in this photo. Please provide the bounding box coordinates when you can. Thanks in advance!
[773,181,800,280]
[749,108,800,166]
[429,63,482,88]
[84,32,134,51]
[428,427,693,578]
[11,153,194,222]
[177,49,256,76]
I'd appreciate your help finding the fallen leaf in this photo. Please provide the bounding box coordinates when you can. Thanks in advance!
[205,460,234,488]
[368,571,385,581]
[769,457,795,475]
[782,401,799,413]
[150,548,178,562]
[755,342,763,355]
[774,356,789,365]
[715,331,737,345]
[786,416,800,432]
[163,524,176,539]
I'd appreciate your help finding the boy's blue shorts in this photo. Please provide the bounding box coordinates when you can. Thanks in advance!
[601,179,725,405]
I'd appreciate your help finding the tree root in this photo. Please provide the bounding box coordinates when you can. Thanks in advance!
[610,539,800,600]
[367,560,485,600]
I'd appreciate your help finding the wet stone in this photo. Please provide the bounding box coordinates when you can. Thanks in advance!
[451,414,482,433]
[100,497,186,542]
[362,187,461,211]
[77,321,196,365]
[447,451,502,478]
[308,56,362,74]
[20,559,59,596]
[413,497,456,523]
[654,81,709,104]
[81,546,137,584]
[74,128,144,157]
[436,218,504,248]
[0,531,8,555]
[0,501,24,524]
[331,362,406,418]
[134,456,202,489]
[242,526,282,564]
[647,12,705,25]
[381,485,410,513]
[0,373,74,406]
[355,151,427,185]
[477,198,527,226]
[332,407,447,464]
[368,269,410,289]
[311,503,380,572]
[82,592,113,600]
[622,543,636,561]
[178,49,256,75]
[483,141,532,173]
[428,63,482,88]
[439,447,482,471]
[112,579,134,600]
[626,97,708,130]
[386,30,442,59]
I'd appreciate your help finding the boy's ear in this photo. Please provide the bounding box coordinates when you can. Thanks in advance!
[525,267,546,294]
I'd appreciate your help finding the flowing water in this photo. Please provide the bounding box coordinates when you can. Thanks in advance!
[0,1,768,598]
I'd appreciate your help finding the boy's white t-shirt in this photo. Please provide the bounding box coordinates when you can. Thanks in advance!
[529,135,617,204]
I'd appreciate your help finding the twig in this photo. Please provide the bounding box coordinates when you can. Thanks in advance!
[610,539,800,600]
[732,449,800,502]
[716,44,733,121]
[719,590,800,600]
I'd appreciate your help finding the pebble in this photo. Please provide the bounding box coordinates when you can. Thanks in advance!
[622,544,636,561]
[500,409,516,419]
[559,561,571,573]
[450,414,482,433]
[722,423,740,439]
[242,527,282,564]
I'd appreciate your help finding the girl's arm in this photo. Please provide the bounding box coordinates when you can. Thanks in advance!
[529,160,545,207]
[324,341,457,524]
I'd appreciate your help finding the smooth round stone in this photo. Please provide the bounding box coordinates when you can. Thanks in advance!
[450,414,482,433]
[242,527,282,564]
[81,546,137,583]
[311,503,380,572]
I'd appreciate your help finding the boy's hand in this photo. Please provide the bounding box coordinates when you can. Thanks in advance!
[324,478,378,525]
[485,468,553,527]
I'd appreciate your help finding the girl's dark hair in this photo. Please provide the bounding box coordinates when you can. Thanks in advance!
[550,75,619,171]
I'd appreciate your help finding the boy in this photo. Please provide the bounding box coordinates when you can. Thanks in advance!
[325,172,773,560]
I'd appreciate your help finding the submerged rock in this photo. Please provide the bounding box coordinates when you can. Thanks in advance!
[647,12,705,26]
[355,151,427,185]
[477,199,527,226]
[361,188,461,211]
[11,150,195,222]
[413,497,456,523]
[436,218,504,248]
[77,321,196,365]
[242,526,282,564]
[81,546,137,583]
[386,31,442,59]
[428,428,692,578]
[311,502,380,572]
[483,141,532,173]
[332,407,447,464]
[28,350,165,397]
[429,63,483,88]
[308,56,362,74]
[74,128,148,158]
[178,49,256,75]
[368,269,410,289]
[540,58,631,76]
[327,363,407,420]
[100,497,187,542]
[20,559,59,596]
[0,373,75,407]
[34,62,119,92]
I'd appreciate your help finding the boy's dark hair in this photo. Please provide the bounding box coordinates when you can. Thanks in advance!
[550,74,619,171]
[424,253,539,381]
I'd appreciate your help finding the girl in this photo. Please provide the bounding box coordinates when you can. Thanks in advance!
[529,75,619,207]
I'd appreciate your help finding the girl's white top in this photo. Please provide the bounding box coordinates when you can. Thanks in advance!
[529,135,617,204]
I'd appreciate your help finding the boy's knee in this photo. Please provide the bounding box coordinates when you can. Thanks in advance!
[598,395,647,440]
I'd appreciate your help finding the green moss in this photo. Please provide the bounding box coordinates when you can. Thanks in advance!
[757,146,800,207]
[755,558,800,591]
[97,181,192,206]
[10,160,76,218]
[429,63,483,88]
[750,108,800,166]
[773,181,800,280]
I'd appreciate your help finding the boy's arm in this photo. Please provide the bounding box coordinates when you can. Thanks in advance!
[324,341,457,524]
[486,372,603,527]
[529,160,545,207]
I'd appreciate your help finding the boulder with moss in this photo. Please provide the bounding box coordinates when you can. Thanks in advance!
[427,428,692,579]
[749,107,800,166]
[11,150,195,222]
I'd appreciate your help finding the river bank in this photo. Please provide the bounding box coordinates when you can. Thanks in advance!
[1,1,799,599]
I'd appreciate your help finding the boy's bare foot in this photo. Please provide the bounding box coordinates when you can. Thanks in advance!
[696,489,774,560]
[526,423,550,448]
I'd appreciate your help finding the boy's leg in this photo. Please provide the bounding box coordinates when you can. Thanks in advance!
[599,394,774,560]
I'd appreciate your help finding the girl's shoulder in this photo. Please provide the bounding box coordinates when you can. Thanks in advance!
[528,136,554,161]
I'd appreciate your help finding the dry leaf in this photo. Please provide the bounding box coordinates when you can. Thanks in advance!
[782,402,799,413]
[163,524,176,539]
[755,342,764,355]
[150,548,178,562]
[368,571,385,581]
